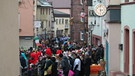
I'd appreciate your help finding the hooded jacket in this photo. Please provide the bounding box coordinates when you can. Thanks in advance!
[61,56,70,73]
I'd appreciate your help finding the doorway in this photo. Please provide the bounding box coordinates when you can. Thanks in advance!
[133,31,135,74]
[124,28,129,74]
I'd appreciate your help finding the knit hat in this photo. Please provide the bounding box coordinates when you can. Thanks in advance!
[56,50,62,55]
[45,48,52,57]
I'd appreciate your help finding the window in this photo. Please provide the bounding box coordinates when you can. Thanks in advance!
[40,8,44,15]
[80,17,84,22]
[60,30,63,36]
[49,21,50,28]
[43,8,44,14]
[80,31,84,41]
[40,8,42,14]
[55,19,58,24]
[65,19,68,28]
[46,21,47,27]
[87,0,92,6]
[62,19,64,24]
[57,30,63,37]
[125,0,129,2]
[46,8,48,15]
[80,12,85,22]
[49,8,50,15]
[41,21,43,29]
[89,10,94,16]
[59,19,61,24]
[65,19,68,25]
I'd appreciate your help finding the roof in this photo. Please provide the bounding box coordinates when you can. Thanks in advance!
[47,0,71,8]
[54,10,70,17]
[37,0,52,7]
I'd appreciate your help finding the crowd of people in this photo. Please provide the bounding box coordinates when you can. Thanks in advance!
[19,38,105,76]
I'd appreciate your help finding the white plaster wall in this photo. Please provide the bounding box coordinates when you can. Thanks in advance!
[109,0,121,5]
[121,4,135,75]
[129,0,134,2]
[121,0,124,3]
[104,23,121,76]
[0,0,19,76]
[109,23,121,72]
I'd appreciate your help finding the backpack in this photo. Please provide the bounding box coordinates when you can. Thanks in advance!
[44,64,52,75]
[44,60,53,75]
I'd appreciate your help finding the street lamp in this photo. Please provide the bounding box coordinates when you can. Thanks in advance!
[89,22,95,46]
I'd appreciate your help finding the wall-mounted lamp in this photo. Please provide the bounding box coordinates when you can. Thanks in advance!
[119,44,123,51]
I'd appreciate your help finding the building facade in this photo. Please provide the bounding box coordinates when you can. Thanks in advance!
[71,0,88,43]
[48,0,71,14]
[36,0,55,40]
[0,0,19,76]
[48,0,71,38]
[88,0,104,46]
[18,0,34,49]
[120,0,135,75]
[102,0,135,76]
[54,10,70,37]
[103,0,121,76]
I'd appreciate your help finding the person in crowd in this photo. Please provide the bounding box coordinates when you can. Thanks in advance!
[68,54,74,71]
[37,47,42,58]
[20,50,27,76]
[19,37,106,76]
[96,44,104,63]
[79,53,85,76]
[44,49,53,76]
[91,48,97,64]
[39,55,46,76]
[51,57,58,76]
[20,49,28,68]
[64,43,68,51]
[45,47,52,57]
[56,47,62,55]
[58,53,70,76]
[87,45,92,58]
[28,49,39,76]
[84,52,92,76]
[73,53,81,76]
[100,44,104,59]
[30,49,38,65]
[44,56,53,76]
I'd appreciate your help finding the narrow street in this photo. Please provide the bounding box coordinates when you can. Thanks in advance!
[0,0,135,76]
[20,37,105,76]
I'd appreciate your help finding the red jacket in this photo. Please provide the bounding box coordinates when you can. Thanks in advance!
[30,52,38,65]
